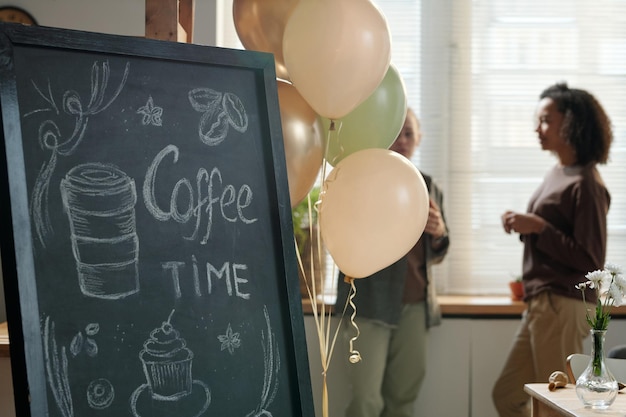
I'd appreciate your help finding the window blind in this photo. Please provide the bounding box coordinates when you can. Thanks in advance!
[374,0,626,295]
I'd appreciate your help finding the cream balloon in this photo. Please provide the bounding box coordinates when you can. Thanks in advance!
[233,0,298,80]
[318,149,429,278]
[283,0,391,120]
[277,80,325,207]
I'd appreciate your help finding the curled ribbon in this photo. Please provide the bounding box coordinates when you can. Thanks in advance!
[345,276,362,364]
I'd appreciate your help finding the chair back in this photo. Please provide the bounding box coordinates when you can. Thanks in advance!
[608,345,626,359]
[566,353,626,383]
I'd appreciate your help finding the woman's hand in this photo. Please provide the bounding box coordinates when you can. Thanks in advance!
[502,211,546,235]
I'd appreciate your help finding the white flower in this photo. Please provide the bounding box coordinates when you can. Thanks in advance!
[605,263,623,275]
[576,262,626,330]
[609,274,626,306]
[608,284,624,307]
[575,281,591,290]
[585,270,609,289]
[614,274,626,291]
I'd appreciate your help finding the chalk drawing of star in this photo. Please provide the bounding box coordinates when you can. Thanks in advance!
[218,323,241,355]
[136,96,163,126]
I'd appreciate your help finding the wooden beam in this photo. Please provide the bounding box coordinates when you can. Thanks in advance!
[145,0,195,43]
[179,0,195,43]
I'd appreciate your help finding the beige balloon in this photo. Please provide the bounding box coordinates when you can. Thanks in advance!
[233,0,298,81]
[277,80,325,207]
[283,0,391,119]
[319,149,429,278]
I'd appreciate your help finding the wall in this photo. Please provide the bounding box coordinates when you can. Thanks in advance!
[0,0,220,43]
[0,357,13,416]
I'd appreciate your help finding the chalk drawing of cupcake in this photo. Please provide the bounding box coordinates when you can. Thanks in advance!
[131,310,211,417]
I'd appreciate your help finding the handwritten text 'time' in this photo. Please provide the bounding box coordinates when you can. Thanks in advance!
[162,255,250,300]
[143,144,258,244]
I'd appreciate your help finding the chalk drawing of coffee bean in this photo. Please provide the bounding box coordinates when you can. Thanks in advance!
[222,92,248,133]
[199,109,230,146]
[85,323,100,336]
[188,88,222,113]
[84,337,98,357]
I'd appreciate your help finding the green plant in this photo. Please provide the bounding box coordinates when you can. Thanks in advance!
[291,186,320,254]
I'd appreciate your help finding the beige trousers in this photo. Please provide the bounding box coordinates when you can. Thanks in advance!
[492,292,590,417]
[342,302,427,417]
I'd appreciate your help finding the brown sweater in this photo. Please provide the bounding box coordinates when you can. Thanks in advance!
[522,163,610,303]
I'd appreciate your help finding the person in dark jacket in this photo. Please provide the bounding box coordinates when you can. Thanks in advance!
[336,108,450,417]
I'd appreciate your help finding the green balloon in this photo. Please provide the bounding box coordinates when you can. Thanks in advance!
[324,64,407,166]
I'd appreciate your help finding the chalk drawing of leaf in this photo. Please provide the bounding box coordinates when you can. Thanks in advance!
[70,333,83,357]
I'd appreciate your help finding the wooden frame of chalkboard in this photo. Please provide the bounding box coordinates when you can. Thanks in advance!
[0,22,314,417]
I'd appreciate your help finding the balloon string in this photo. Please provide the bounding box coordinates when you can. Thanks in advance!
[323,119,334,170]
[346,276,362,364]
[320,119,333,194]
[325,118,345,167]
[334,119,345,164]
[307,192,318,304]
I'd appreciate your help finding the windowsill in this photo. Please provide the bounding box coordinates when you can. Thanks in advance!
[302,295,626,318]
[301,295,527,317]
[438,295,526,316]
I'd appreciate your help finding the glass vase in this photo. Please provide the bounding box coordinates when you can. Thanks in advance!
[575,329,618,409]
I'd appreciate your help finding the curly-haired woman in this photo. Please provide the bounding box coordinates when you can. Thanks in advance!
[493,82,613,417]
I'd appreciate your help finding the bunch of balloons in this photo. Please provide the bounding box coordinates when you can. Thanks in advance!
[233,0,429,278]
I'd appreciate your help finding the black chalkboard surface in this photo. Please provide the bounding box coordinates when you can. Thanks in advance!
[0,22,313,417]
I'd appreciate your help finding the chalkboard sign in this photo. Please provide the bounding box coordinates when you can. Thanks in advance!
[0,22,314,417]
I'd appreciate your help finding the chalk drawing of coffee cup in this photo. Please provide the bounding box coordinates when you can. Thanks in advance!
[61,162,140,300]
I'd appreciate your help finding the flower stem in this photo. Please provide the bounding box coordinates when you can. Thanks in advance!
[592,330,605,377]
